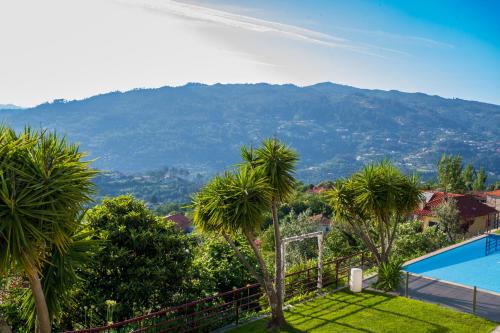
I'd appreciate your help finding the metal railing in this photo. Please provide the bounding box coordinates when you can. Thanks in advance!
[63,250,375,333]
[401,272,500,322]
[485,234,500,256]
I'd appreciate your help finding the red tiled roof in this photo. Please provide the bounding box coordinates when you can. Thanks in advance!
[165,213,192,230]
[487,190,500,197]
[309,214,330,226]
[414,191,498,219]
[414,209,432,216]
[308,186,328,194]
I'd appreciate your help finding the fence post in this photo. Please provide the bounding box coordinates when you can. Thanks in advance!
[335,259,339,288]
[405,272,409,298]
[317,233,323,290]
[281,241,286,303]
[235,291,239,325]
[472,286,477,314]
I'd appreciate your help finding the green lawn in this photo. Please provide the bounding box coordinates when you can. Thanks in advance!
[230,291,497,333]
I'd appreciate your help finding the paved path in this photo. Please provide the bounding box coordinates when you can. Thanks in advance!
[363,274,500,323]
[401,275,500,323]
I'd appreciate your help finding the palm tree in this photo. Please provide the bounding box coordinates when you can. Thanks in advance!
[20,228,99,330]
[0,127,96,333]
[326,161,420,265]
[193,167,286,328]
[241,138,298,328]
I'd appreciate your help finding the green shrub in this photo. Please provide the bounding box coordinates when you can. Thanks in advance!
[375,260,403,292]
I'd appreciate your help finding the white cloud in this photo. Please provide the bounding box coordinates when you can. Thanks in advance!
[116,0,406,59]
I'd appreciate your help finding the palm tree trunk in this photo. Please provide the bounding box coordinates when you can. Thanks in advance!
[27,271,51,333]
[243,230,275,301]
[270,200,286,329]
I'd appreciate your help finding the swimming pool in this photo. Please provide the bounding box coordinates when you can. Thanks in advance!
[404,235,500,293]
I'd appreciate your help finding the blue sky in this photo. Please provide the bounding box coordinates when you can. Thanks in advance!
[1,0,499,106]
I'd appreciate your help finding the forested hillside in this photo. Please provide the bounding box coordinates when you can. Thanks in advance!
[1,83,499,183]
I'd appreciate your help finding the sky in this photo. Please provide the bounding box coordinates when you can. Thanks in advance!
[0,0,499,107]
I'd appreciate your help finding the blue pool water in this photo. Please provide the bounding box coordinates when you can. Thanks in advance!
[404,235,500,293]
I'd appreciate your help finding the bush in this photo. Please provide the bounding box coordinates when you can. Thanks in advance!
[191,234,256,295]
[392,220,451,261]
[323,224,364,258]
[375,260,403,292]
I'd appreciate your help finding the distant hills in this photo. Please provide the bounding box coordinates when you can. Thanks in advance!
[1,83,499,183]
[0,104,22,110]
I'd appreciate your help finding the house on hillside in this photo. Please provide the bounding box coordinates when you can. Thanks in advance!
[309,214,331,233]
[413,191,499,235]
[486,190,500,211]
[165,213,193,233]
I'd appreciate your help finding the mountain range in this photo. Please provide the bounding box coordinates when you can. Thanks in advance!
[1,83,499,183]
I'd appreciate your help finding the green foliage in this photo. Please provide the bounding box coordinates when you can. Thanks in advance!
[488,181,500,191]
[193,167,273,234]
[437,155,488,193]
[438,154,466,193]
[392,221,451,261]
[192,234,256,294]
[279,191,332,219]
[154,201,190,216]
[323,225,364,259]
[374,260,403,292]
[462,163,475,191]
[0,126,96,274]
[21,230,99,330]
[433,198,461,242]
[473,167,487,191]
[326,161,421,264]
[278,210,320,266]
[241,138,299,203]
[0,284,28,333]
[0,126,96,332]
[67,195,195,327]
[94,168,202,207]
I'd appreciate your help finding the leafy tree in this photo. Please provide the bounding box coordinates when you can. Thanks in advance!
[192,234,255,295]
[0,127,96,333]
[433,198,460,243]
[323,224,364,259]
[437,154,466,193]
[392,221,450,261]
[487,181,500,191]
[462,163,475,191]
[472,167,487,191]
[72,195,195,326]
[326,162,420,265]
[241,138,298,329]
[154,201,189,216]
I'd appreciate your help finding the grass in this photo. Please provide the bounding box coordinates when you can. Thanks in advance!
[230,290,497,333]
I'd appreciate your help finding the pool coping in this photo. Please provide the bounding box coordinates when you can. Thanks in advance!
[402,229,500,297]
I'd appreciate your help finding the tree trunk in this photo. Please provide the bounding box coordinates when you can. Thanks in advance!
[243,230,275,305]
[27,271,51,333]
[270,200,286,329]
[0,320,12,333]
